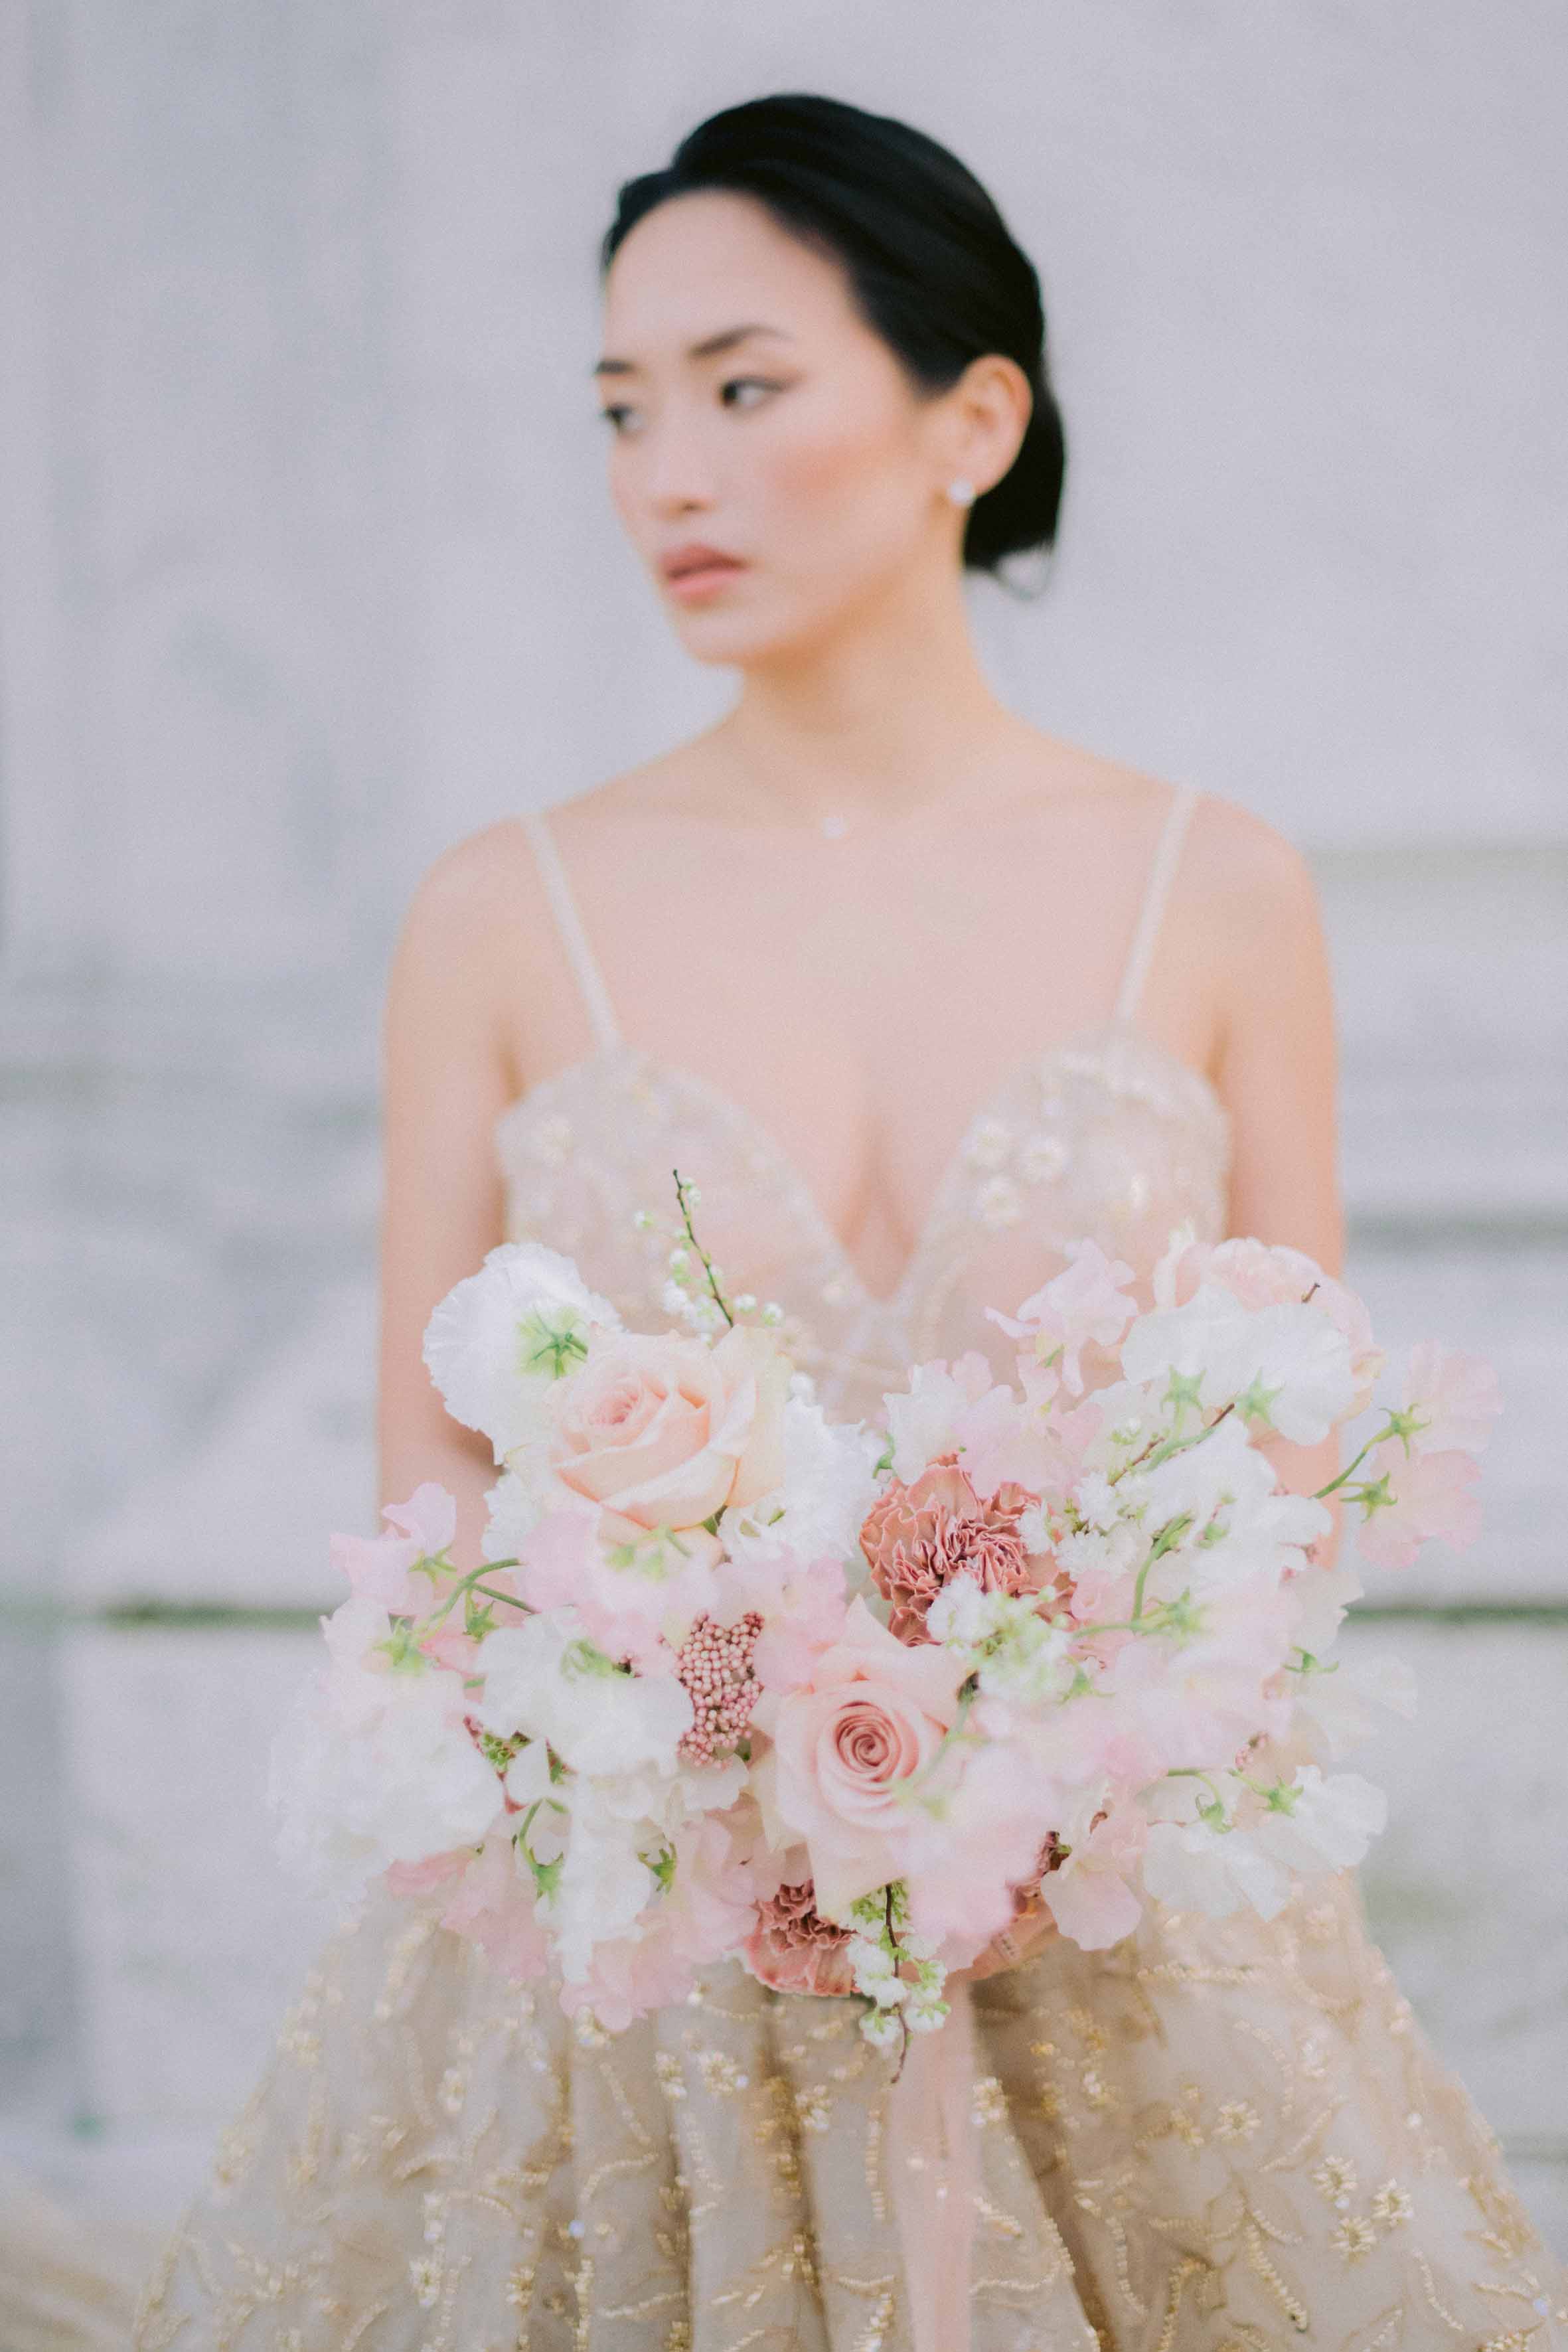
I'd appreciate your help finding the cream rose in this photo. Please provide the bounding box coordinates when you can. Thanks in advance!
[548,1323,789,1548]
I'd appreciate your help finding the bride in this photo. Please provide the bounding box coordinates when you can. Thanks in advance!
[133,92,1563,2351]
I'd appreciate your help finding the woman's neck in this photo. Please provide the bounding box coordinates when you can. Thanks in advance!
[704,565,1027,830]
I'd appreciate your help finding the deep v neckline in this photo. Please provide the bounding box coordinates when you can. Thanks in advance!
[504,788,1221,1311]
[494,1020,1230,1315]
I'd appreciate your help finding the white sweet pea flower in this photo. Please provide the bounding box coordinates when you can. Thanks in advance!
[270,1599,502,1896]
[1121,1284,1356,1445]
[502,1737,556,1810]
[1142,1816,1293,1922]
[1253,1767,1387,1875]
[882,1352,996,1480]
[1293,1652,1416,1759]
[479,1460,552,1565]
[1150,1221,1200,1310]
[726,1397,882,1570]
[1137,1415,1332,1596]
[477,1608,692,1776]
[1285,1561,1364,1658]
[422,1241,619,1456]
[546,1795,663,1980]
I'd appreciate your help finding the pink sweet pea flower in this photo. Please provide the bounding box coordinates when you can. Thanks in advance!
[384,1847,472,1897]
[557,1815,757,2031]
[1358,1443,1482,1571]
[900,1740,1050,1955]
[717,1545,849,1694]
[988,1240,1138,1395]
[1100,1575,1296,1772]
[418,1627,485,1676]
[331,1482,457,1614]
[1400,1343,1502,1456]
[514,1506,698,1672]
[953,1373,1103,1500]
[1041,1804,1147,1950]
[439,1829,550,1982]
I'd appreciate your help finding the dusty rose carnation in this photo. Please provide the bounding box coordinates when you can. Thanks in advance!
[860,1453,1043,1644]
[744,1881,856,1998]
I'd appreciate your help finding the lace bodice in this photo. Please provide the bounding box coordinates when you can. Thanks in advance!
[496,786,1231,1425]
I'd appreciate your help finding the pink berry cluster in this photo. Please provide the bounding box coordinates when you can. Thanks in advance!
[676,1611,763,1765]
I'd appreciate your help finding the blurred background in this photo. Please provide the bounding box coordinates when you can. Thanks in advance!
[2,0,1565,2270]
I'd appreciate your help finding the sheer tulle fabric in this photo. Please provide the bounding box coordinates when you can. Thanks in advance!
[133,1028,1566,2347]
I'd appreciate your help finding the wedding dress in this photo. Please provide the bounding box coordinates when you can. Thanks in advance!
[133,787,1565,2350]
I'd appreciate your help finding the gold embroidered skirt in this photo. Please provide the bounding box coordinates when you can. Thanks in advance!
[133,1871,1565,2350]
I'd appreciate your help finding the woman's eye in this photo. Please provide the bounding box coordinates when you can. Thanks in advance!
[597,404,643,434]
[720,376,781,410]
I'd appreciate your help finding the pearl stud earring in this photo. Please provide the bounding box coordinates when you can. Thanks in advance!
[945,476,977,508]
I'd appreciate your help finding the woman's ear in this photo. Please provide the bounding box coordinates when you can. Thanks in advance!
[941,352,1034,498]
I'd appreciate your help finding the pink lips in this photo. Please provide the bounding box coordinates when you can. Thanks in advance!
[661,542,747,601]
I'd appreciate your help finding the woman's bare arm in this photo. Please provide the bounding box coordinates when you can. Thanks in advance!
[1203,804,1346,1539]
[376,830,520,1571]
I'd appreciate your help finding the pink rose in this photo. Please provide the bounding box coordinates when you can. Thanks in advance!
[751,1597,966,1919]
[550,1324,789,1547]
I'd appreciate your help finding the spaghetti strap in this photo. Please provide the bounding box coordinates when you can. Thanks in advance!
[520,807,623,1053]
[1113,783,1200,1025]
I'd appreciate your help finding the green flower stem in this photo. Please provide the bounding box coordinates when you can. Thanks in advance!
[1131,1515,1194,1621]
[672,1168,734,1328]
[1312,1420,1395,1502]
[420,1557,524,1632]
[1120,1399,1233,1484]
[900,1681,980,1802]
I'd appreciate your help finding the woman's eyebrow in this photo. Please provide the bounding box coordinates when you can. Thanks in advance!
[592,323,795,378]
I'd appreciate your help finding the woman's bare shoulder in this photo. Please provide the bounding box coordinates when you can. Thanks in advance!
[1180,788,1321,943]
[383,823,535,1018]
[1028,735,1316,903]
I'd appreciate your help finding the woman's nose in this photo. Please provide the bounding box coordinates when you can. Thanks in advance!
[636,414,718,518]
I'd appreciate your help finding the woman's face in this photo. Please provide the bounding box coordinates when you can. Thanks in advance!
[597,191,975,665]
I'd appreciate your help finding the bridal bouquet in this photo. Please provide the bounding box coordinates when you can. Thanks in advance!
[272,1174,1498,2047]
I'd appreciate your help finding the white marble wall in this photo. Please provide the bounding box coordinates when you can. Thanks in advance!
[3,0,1565,2262]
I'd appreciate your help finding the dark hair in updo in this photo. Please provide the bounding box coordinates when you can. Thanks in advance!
[601,94,1066,584]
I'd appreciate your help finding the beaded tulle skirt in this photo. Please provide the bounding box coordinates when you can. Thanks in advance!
[132,1867,1564,2351]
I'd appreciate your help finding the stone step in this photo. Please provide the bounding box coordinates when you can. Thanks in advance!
[65,1281,376,1612]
